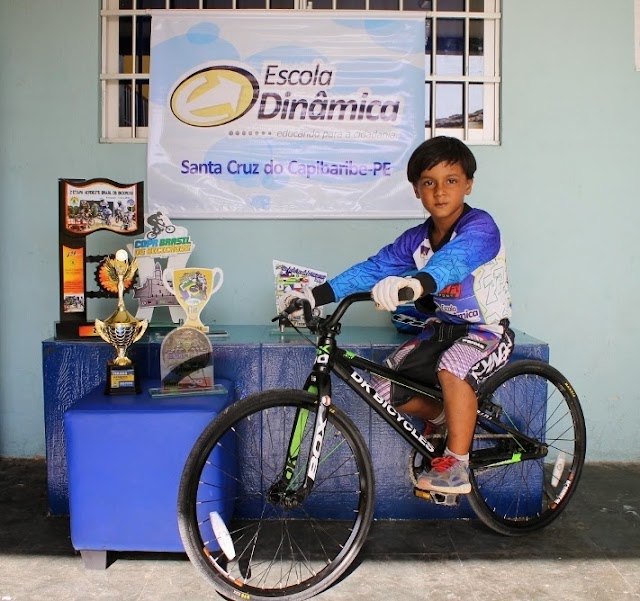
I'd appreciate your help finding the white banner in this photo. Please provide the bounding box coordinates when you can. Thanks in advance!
[147,11,425,219]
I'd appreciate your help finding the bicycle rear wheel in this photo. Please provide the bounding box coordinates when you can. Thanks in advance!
[178,389,375,601]
[468,360,586,535]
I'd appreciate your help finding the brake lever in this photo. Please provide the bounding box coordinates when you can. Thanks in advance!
[271,299,317,330]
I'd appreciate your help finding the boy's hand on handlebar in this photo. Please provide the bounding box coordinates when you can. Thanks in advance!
[277,286,316,317]
[372,276,423,311]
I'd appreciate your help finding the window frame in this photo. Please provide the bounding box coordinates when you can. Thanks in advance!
[100,0,501,144]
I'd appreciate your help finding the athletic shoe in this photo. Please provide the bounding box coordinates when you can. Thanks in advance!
[416,456,471,494]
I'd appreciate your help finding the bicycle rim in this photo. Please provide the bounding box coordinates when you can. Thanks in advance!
[178,389,375,601]
[469,360,586,535]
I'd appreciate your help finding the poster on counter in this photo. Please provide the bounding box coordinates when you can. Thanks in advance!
[273,260,327,328]
[147,11,425,219]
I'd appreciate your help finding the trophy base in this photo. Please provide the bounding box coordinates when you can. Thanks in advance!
[148,383,228,398]
[105,362,141,395]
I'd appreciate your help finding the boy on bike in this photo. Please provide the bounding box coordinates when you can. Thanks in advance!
[278,136,514,495]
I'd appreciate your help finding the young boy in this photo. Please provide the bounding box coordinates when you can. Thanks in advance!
[278,136,514,494]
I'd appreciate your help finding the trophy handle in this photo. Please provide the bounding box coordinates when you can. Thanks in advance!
[94,319,107,341]
[162,268,175,296]
[132,319,149,344]
[211,268,224,295]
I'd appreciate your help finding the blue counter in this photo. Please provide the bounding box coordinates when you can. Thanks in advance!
[43,325,548,518]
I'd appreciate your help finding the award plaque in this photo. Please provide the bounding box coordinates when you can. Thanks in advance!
[57,178,144,339]
[162,267,224,332]
[94,249,149,395]
[160,327,214,392]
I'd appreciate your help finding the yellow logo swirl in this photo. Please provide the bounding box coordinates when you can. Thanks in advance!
[170,66,258,127]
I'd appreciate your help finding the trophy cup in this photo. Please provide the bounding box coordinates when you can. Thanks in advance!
[151,266,224,396]
[162,267,223,332]
[95,249,149,394]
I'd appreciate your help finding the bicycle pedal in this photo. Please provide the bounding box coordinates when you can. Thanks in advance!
[413,487,460,506]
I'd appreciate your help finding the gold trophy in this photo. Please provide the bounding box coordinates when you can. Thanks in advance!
[162,267,223,332]
[95,249,149,394]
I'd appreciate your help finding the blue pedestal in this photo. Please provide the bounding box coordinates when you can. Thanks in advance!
[64,379,235,568]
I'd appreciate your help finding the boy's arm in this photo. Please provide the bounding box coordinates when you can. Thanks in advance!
[313,223,427,305]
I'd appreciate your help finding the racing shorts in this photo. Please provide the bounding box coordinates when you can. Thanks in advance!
[371,319,515,406]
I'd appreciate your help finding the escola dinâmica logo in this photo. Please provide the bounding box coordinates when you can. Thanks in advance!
[170,66,259,127]
[170,62,401,128]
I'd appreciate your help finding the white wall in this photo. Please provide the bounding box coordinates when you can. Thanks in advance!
[1,0,639,459]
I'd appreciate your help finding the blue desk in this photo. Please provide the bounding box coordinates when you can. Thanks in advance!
[64,380,235,568]
[43,325,549,519]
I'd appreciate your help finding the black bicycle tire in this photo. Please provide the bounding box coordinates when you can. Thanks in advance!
[178,389,375,601]
[468,360,586,535]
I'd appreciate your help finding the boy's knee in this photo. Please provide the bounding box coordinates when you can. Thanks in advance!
[437,369,474,394]
[437,369,461,385]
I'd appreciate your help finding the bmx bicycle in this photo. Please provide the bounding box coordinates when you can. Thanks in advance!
[178,290,586,600]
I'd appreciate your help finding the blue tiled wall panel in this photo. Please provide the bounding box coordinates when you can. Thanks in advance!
[43,326,548,518]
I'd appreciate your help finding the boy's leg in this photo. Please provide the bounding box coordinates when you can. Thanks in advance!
[394,395,443,422]
[416,328,514,494]
[383,327,450,423]
[415,369,474,494]
[437,370,476,456]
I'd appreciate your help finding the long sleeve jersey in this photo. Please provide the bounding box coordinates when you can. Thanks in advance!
[313,205,512,333]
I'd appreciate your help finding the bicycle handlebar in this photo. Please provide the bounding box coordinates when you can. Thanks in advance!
[275,285,416,332]
[398,287,415,302]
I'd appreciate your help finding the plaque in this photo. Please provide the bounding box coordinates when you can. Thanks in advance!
[56,178,144,339]
[160,327,214,392]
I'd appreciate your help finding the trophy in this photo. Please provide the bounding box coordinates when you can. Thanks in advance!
[162,267,223,332]
[95,249,149,394]
[150,266,225,397]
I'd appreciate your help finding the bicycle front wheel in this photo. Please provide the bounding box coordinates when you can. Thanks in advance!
[469,360,586,535]
[178,389,375,601]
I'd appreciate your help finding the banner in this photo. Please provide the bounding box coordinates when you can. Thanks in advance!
[148,11,425,219]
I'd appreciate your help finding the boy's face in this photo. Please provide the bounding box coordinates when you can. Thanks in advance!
[413,161,473,227]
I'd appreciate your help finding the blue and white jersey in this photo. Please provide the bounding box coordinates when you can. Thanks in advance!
[327,206,512,333]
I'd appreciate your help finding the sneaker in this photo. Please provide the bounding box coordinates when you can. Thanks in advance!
[416,456,471,494]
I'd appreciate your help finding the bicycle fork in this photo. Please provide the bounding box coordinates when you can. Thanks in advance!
[267,361,333,508]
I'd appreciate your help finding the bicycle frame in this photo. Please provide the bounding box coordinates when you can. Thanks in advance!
[276,292,546,499]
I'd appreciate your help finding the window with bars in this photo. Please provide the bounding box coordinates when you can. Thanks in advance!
[100,0,500,143]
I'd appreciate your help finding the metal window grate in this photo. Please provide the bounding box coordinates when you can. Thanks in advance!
[100,0,500,143]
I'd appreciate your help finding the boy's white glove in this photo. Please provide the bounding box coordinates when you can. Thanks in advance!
[277,287,316,317]
[372,276,423,311]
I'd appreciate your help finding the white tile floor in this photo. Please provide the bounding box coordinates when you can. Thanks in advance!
[1,460,639,601]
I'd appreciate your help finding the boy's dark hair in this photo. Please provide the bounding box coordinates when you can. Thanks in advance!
[406,136,477,183]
